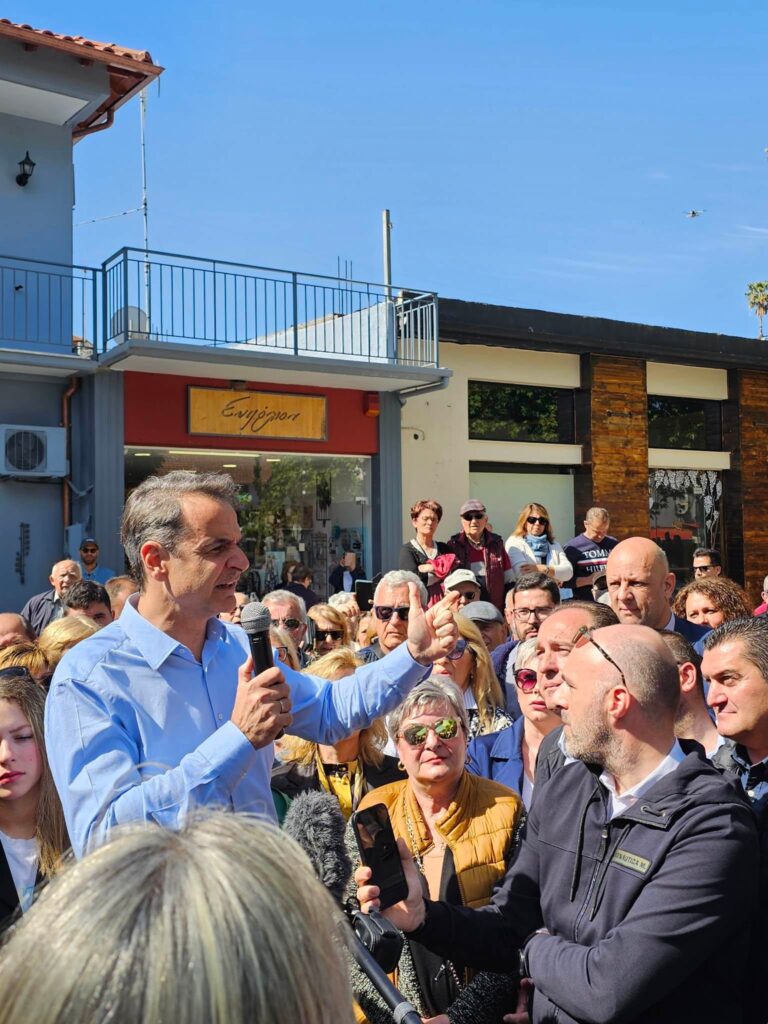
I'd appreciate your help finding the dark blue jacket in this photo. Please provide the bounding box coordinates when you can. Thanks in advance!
[671,613,710,652]
[467,716,525,796]
[413,749,759,1024]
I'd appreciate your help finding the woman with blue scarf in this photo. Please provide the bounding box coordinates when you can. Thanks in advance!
[504,502,572,584]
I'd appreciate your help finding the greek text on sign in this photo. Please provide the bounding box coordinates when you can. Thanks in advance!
[188,387,327,441]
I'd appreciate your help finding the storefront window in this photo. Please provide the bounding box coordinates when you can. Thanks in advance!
[125,447,372,600]
[649,469,723,581]
[468,381,575,443]
[647,396,722,450]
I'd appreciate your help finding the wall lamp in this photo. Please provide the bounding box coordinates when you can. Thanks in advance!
[16,152,35,187]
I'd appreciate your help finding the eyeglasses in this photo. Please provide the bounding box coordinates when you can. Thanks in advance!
[318,629,344,641]
[512,606,553,621]
[526,516,549,526]
[462,512,486,522]
[0,666,34,682]
[271,617,302,630]
[514,667,539,693]
[401,718,461,746]
[374,606,409,622]
[572,626,627,688]
[446,638,470,661]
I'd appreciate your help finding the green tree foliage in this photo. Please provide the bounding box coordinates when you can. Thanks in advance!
[468,381,569,442]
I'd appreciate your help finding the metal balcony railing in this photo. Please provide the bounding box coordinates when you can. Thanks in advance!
[101,248,439,367]
[0,254,99,357]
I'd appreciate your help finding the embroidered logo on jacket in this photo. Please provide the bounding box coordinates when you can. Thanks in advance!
[611,849,652,874]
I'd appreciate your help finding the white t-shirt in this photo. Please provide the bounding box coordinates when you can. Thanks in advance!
[0,831,38,912]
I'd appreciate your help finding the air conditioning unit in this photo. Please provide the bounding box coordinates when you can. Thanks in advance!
[1,425,67,478]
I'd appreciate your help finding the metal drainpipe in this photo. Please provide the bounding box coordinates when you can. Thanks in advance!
[395,374,451,406]
[62,376,79,529]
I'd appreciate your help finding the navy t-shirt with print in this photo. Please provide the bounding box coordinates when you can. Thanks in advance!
[564,532,618,592]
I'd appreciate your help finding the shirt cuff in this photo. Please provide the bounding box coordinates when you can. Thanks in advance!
[196,720,259,790]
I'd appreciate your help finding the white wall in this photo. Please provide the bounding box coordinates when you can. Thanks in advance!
[401,342,581,542]
[469,469,575,546]
[646,362,728,400]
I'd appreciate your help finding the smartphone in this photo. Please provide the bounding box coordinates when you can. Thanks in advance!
[351,803,409,910]
[354,578,374,611]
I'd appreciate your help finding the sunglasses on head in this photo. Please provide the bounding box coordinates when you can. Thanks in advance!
[0,666,34,682]
[318,629,344,641]
[401,718,461,746]
[374,605,409,622]
[514,667,539,692]
[526,516,549,526]
[573,625,627,688]
[271,617,302,630]
[462,511,486,521]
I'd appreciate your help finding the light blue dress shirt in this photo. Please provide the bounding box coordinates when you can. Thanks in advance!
[45,596,429,857]
[80,565,116,584]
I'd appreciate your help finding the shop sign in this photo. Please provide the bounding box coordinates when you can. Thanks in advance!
[188,387,327,441]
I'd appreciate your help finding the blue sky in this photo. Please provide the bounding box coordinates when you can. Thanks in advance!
[11,0,768,336]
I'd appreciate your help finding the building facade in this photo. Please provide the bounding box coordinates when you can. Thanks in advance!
[401,299,768,601]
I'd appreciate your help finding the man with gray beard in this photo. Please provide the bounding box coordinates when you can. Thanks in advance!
[356,624,759,1024]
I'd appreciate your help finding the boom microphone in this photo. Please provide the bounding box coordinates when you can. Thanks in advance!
[283,792,421,1024]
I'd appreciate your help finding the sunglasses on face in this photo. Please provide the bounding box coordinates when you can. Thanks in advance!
[526,516,549,526]
[693,565,714,574]
[401,718,461,746]
[374,605,409,622]
[318,629,344,641]
[462,512,486,522]
[80,547,98,554]
[271,617,302,630]
[514,667,539,692]
[573,625,627,688]
[446,637,471,661]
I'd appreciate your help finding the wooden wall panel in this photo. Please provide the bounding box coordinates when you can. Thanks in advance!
[734,370,768,602]
[583,355,649,539]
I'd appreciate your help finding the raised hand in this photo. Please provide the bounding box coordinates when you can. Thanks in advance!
[230,654,292,749]
[406,585,460,665]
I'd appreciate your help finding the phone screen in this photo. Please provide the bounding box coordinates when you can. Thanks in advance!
[354,579,374,612]
[352,803,409,910]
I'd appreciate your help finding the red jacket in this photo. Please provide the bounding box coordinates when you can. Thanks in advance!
[447,530,512,611]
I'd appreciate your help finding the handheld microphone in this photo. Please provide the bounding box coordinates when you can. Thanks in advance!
[240,601,283,739]
[283,793,421,1024]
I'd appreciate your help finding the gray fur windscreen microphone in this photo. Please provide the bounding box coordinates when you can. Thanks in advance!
[240,601,275,675]
[283,791,351,903]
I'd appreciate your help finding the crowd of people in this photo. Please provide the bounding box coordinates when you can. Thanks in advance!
[0,477,767,1023]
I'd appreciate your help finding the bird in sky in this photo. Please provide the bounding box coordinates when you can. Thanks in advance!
[684,209,705,218]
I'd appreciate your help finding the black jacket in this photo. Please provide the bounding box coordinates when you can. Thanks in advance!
[19,589,59,637]
[413,749,759,1024]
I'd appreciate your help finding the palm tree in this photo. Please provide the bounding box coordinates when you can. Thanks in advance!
[746,281,768,340]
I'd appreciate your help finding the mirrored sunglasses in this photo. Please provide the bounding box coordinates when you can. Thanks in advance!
[446,637,470,661]
[401,718,461,747]
[514,667,539,693]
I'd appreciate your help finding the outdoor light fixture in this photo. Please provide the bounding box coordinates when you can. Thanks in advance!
[16,151,35,187]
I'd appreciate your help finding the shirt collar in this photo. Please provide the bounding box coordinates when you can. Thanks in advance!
[600,740,685,817]
[119,594,227,671]
[731,745,768,773]
[664,610,676,631]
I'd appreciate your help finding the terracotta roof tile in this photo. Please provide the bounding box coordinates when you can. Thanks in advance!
[0,18,161,67]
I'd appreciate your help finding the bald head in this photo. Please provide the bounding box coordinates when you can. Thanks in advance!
[605,537,675,629]
[0,613,34,649]
[590,624,681,716]
[49,560,81,597]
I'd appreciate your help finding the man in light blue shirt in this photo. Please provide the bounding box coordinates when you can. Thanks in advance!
[78,538,116,585]
[46,471,458,857]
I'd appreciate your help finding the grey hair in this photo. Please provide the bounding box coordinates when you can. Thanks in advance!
[374,569,428,610]
[763,575,768,593]
[388,677,469,739]
[121,471,239,587]
[263,589,307,622]
[516,637,538,669]
[328,592,358,610]
[585,507,610,523]
[704,617,768,681]
[0,812,354,1024]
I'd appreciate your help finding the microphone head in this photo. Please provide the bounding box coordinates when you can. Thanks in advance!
[283,791,351,903]
[240,601,273,636]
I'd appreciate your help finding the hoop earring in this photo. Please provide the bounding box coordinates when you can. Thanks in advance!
[397,760,405,772]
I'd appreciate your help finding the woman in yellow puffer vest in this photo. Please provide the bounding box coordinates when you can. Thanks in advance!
[345,677,523,1024]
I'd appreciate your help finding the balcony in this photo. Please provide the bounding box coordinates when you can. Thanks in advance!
[0,249,446,391]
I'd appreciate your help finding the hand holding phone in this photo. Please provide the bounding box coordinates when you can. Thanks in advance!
[352,803,409,910]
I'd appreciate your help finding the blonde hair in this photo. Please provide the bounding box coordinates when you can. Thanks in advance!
[0,813,353,1024]
[270,626,301,671]
[455,614,506,732]
[282,648,387,768]
[0,642,49,680]
[0,672,68,877]
[38,617,100,671]
[512,502,555,542]
[308,603,351,647]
